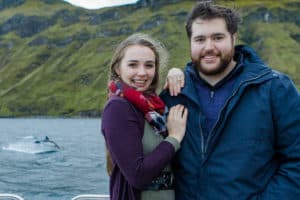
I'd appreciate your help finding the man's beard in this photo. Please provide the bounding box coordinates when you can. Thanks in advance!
[193,48,235,76]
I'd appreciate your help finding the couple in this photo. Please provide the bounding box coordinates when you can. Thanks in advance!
[101,2,300,200]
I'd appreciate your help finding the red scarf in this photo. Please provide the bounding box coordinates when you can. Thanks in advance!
[108,80,167,136]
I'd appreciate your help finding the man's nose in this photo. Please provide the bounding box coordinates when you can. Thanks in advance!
[203,39,214,50]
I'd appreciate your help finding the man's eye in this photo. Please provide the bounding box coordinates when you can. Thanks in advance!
[195,38,205,43]
[214,36,224,41]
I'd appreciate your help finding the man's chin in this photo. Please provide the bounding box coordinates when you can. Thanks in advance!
[199,63,219,72]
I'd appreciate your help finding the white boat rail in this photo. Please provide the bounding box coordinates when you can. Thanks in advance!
[0,194,24,200]
[71,194,110,200]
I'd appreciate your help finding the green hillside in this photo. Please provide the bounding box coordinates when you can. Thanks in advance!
[0,0,299,117]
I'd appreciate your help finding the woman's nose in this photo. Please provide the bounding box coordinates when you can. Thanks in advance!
[137,66,147,75]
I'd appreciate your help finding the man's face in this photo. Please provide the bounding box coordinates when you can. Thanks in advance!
[190,18,236,77]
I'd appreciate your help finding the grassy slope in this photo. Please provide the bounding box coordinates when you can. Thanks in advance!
[0,0,299,116]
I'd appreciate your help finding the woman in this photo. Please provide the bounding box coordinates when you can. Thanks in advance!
[101,33,188,200]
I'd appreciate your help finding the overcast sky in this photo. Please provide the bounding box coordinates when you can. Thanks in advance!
[63,0,138,9]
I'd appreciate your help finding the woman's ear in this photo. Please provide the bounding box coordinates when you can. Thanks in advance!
[115,66,120,77]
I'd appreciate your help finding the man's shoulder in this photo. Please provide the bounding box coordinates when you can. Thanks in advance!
[271,70,290,80]
[270,70,297,87]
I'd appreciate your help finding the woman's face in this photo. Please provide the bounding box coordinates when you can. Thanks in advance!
[116,45,156,92]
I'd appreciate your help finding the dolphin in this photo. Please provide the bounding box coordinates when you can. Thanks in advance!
[3,136,60,154]
[35,136,60,149]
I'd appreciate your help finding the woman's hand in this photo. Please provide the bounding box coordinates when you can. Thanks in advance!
[163,68,184,96]
[167,105,188,143]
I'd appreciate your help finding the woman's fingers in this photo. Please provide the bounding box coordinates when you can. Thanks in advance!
[167,105,188,143]
[166,68,184,96]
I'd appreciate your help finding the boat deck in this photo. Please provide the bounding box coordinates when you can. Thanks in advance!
[0,194,109,200]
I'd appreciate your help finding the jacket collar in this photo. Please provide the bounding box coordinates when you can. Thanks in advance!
[180,45,273,107]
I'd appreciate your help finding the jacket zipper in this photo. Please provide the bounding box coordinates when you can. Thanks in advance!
[203,71,272,155]
[210,90,215,99]
[198,113,205,159]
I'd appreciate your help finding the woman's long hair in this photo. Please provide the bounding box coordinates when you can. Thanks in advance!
[105,33,168,175]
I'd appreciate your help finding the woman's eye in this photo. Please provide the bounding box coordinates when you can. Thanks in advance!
[146,64,154,68]
[128,63,137,67]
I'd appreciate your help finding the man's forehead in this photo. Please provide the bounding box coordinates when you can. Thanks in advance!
[191,18,228,34]
[193,17,226,25]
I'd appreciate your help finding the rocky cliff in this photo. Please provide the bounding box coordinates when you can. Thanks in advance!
[0,0,299,117]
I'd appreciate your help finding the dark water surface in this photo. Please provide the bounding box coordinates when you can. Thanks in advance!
[0,118,109,200]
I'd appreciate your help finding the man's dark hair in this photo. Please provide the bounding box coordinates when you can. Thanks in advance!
[185,2,241,39]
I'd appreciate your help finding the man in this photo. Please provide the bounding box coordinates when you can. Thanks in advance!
[161,2,300,200]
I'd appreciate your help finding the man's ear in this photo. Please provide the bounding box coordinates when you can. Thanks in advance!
[232,33,237,45]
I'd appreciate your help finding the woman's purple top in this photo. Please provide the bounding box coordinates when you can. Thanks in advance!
[101,96,177,200]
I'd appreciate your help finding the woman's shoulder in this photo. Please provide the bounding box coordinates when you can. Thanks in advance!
[102,96,145,131]
[104,96,133,111]
[102,96,143,119]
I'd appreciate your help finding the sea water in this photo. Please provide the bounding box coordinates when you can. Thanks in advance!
[0,118,109,200]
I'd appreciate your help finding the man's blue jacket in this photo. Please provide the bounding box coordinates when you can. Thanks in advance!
[160,45,300,200]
